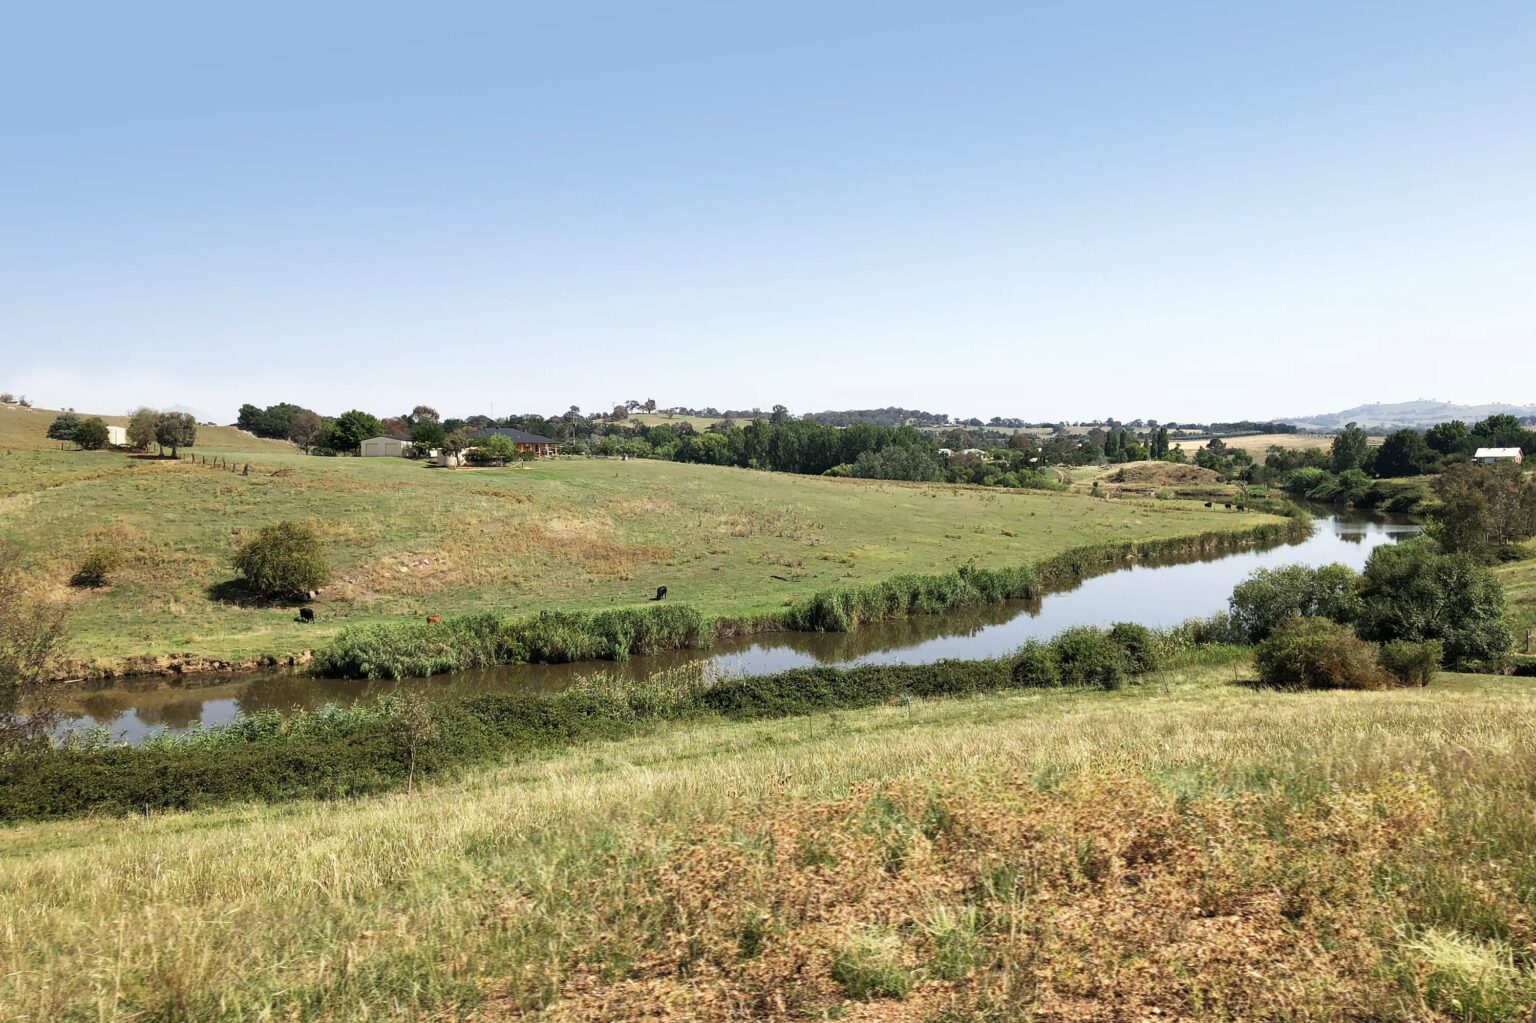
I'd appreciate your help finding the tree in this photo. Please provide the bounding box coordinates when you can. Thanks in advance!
[74,417,110,450]
[411,419,446,449]
[0,543,70,752]
[1254,617,1391,691]
[770,404,791,425]
[1428,462,1536,562]
[126,407,159,452]
[154,412,197,457]
[409,405,440,425]
[1330,423,1370,472]
[1355,539,1511,667]
[288,410,324,453]
[644,399,657,413]
[1372,429,1434,478]
[46,413,80,443]
[1425,420,1470,457]
[442,428,471,461]
[611,404,629,421]
[329,410,384,454]
[232,521,330,598]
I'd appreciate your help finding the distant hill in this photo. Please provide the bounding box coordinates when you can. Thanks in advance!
[0,403,294,454]
[1282,400,1536,432]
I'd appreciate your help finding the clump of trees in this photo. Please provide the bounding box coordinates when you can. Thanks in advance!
[1254,617,1393,690]
[232,522,331,599]
[1009,623,1167,690]
[1428,463,1536,563]
[46,413,111,450]
[1227,538,1510,672]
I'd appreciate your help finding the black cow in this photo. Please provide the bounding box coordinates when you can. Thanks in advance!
[652,586,668,601]
[296,607,316,623]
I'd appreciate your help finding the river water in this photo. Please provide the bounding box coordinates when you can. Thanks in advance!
[53,512,1420,743]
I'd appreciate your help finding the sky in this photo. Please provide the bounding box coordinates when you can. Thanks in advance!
[2,1,1534,425]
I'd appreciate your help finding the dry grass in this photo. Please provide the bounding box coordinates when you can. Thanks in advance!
[2,668,1534,1021]
[1170,432,1386,456]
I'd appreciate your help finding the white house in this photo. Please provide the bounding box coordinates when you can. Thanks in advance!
[360,435,412,457]
[1474,447,1524,465]
[104,425,126,447]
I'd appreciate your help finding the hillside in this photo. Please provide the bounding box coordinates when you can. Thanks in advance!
[0,403,295,455]
[0,404,1275,672]
[1282,399,1536,431]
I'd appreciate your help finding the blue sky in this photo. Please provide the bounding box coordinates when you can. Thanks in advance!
[3,1,1533,424]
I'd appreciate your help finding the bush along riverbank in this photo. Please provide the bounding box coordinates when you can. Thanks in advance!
[2,625,1237,822]
[314,515,1312,679]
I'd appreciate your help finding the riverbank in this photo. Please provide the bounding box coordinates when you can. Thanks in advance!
[313,516,1309,680]
[4,664,1532,1020]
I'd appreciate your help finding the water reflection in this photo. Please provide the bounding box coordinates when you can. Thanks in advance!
[52,513,1420,744]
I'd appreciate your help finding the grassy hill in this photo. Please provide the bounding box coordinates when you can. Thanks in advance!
[0,404,1277,673]
[1283,400,1536,432]
[0,403,295,455]
[2,663,1531,1019]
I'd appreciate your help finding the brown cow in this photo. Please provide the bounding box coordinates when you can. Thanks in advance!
[426,614,443,624]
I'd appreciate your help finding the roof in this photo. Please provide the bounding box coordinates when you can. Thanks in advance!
[363,434,412,443]
[1475,447,1523,458]
[469,427,556,444]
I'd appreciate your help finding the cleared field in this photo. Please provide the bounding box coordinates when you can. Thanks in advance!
[0,405,1276,672]
[2,665,1532,1020]
[1170,432,1384,455]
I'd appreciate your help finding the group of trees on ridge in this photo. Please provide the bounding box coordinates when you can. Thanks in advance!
[46,408,197,457]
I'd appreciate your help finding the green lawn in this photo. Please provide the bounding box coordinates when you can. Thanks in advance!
[3,664,1532,1020]
[0,405,1280,672]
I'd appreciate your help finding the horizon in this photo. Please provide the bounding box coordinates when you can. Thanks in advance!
[4,1,1535,422]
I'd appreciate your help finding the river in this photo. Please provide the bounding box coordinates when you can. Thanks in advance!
[52,512,1420,743]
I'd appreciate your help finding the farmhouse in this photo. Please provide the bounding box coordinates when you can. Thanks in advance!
[360,435,413,457]
[468,427,558,456]
[1474,447,1524,465]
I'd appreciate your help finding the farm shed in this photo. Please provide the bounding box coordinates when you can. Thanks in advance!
[1474,447,1524,465]
[105,425,126,446]
[360,435,412,457]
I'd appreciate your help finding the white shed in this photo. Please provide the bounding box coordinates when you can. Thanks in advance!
[104,425,127,447]
[360,435,412,457]
[1474,447,1524,465]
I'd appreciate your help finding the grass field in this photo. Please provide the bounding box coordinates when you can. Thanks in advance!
[1170,432,1384,456]
[0,405,1278,673]
[2,663,1532,1020]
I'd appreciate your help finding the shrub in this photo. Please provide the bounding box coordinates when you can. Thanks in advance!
[1107,621,1161,674]
[1378,640,1443,687]
[1010,641,1061,687]
[70,547,122,588]
[1052,627,1130,689]
[830,927,913,1000]
[232,521,330,599]
[1254,617,1391,691]
[1229,563,1361,642]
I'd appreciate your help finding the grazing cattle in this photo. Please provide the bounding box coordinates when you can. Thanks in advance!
[1204,501,1213,508]
[652,586,668,601]
[1223,502,1233,509]
[426,614,442,624]
[296,607,316,623]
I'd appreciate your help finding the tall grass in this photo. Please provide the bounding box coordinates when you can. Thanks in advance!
[314,603,708,679]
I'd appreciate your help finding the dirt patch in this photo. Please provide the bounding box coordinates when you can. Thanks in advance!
[1109,461,1222,486]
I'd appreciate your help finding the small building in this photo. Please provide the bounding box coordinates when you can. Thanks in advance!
[104,425,127,447]
[468,427,558,456]
[360,435,413,457]
[1474,447,1524,465]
